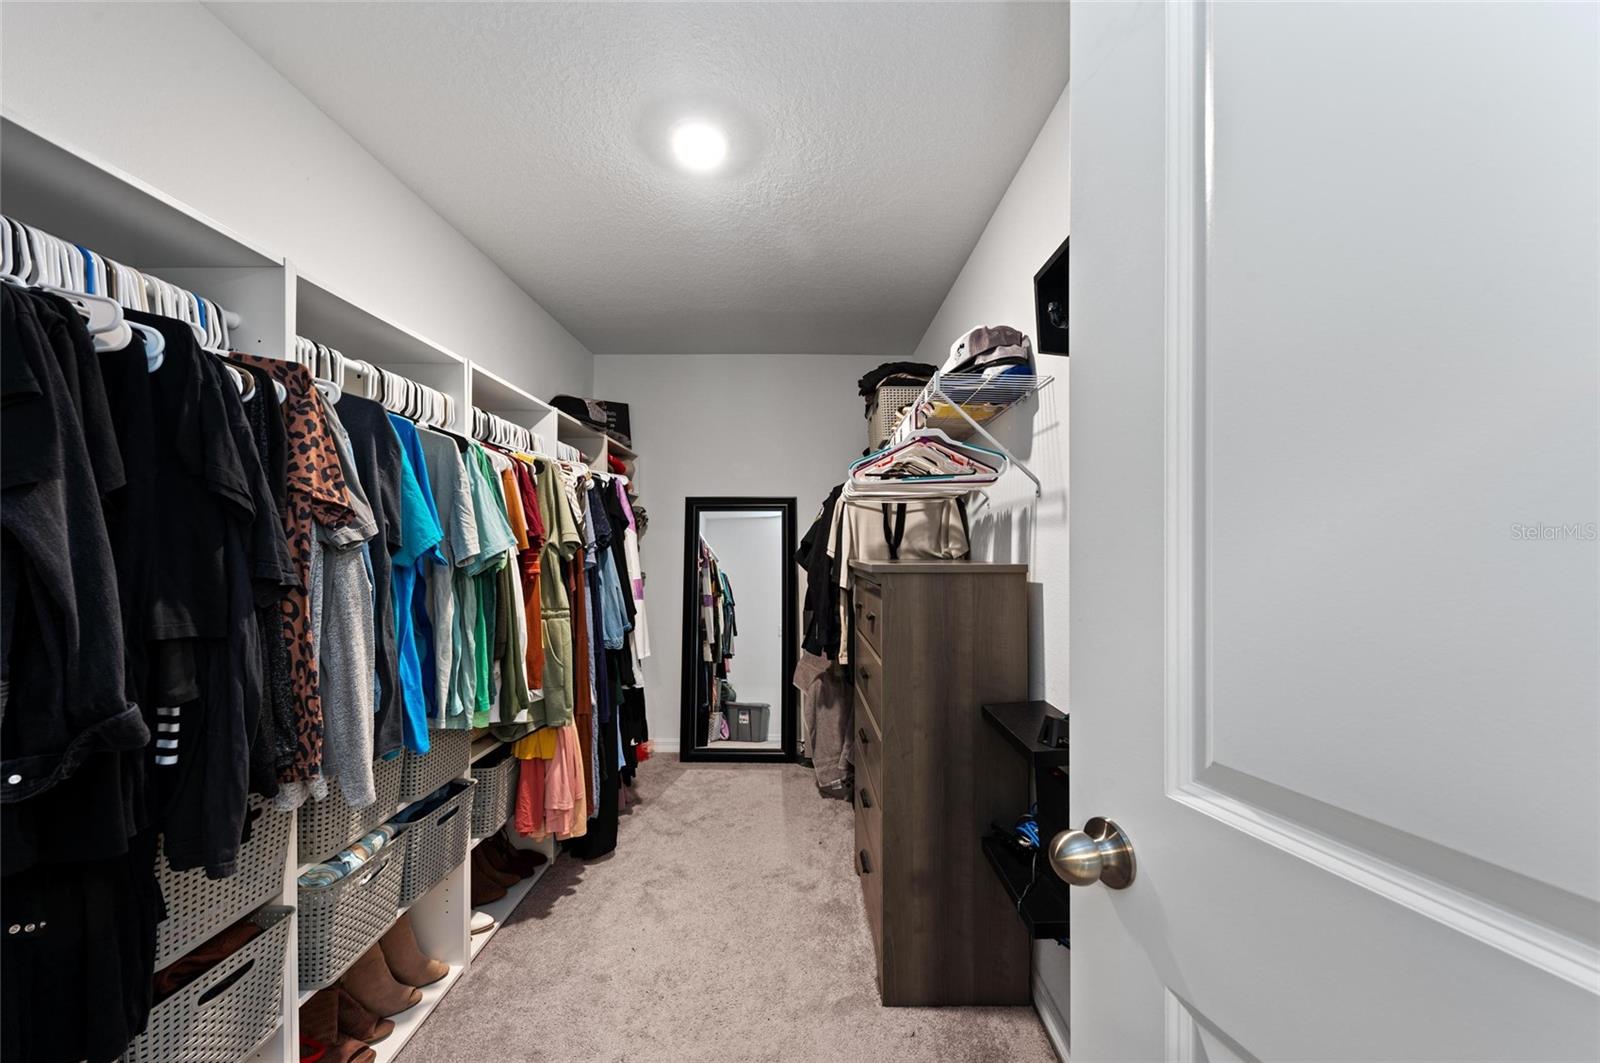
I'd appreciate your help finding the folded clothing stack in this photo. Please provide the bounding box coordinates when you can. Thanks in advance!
[298,825,399,888]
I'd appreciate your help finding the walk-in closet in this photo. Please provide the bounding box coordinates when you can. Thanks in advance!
[7,2,1596,1063]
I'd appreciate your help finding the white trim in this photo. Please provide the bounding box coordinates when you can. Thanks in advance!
[1170,782,1600,991]
[1164,990,1200,1063]
[1158,0,1600,994]
[1033,981,1071,1063]
[649,739,681,754]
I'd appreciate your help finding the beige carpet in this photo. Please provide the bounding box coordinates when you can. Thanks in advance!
[398,756,1057,1063]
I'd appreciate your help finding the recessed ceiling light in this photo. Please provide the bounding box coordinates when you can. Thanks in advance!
[670,121,728,173]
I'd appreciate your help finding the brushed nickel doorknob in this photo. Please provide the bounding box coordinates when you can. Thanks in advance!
[1047,817,1136,889]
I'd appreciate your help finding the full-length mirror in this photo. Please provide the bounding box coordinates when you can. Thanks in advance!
[680,497,798,761]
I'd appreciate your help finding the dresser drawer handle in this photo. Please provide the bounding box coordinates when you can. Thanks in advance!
[859,787,872,809]
[859,667,871,681]
[857,727,870,746]
[866,612,877,624]
[858,849,873,875]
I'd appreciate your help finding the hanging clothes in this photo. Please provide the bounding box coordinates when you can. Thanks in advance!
[385,413,446,755]
[314,396,380,807]
[415,426,479,729]
[332,394,407,758]
[234,351,360,805]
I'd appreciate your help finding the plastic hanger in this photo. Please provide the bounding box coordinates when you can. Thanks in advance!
[129,321,165,373]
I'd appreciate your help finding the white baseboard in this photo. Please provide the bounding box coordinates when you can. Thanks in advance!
[647,739,680,753]
[1034,981,1070,1062]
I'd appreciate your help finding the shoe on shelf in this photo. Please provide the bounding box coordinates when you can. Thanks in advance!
[471,845,516,895]
[379,912,449,989]
[484,832,548,878]
[300,987,379,1063]
[472,843,521,889]
[339,943,422,1019]
[336,986,395,1045]
[470,910,497,935]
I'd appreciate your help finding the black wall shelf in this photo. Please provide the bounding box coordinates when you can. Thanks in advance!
[982,701,1069,768]
[981,700,1071,943]
[982,836,1072,941]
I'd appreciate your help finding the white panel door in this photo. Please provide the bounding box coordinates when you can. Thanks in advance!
[1068,2,1599,1059]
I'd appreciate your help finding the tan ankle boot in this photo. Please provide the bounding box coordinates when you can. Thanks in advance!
[378,912,449,988]
[339,943,421,1018]
[300,988,377,1063]
[336,986,395,1045]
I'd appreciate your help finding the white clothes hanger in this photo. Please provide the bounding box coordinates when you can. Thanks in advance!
[129,321,165,373]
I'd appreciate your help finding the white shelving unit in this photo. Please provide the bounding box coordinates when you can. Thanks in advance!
[295,272,472,432]
[0,113,569,1063]
[469,859,553,961]
[469,361,559,452]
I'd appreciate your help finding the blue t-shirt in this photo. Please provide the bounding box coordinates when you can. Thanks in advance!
[387,414,445,754]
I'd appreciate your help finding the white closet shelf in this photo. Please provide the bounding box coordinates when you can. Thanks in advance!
[469,735,507,764]
[296,274,467,369]
[369,963,468,1063]
[887,370,1054,496]
[469,857,553,961]
[1,114,278,269]
[470,363,552,418]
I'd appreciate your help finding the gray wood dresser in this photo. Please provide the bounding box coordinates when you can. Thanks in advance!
[848,560,1033,1006]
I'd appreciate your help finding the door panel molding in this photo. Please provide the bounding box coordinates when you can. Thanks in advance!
[1165,989,1259,1063]
[1158,0,1599,993]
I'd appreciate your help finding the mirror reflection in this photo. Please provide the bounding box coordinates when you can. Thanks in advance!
[688,505,790,753]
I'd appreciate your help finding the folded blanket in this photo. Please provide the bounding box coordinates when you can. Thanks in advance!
[297,825,398,888]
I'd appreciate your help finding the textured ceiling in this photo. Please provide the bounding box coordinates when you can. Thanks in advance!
[209,2,1070,355]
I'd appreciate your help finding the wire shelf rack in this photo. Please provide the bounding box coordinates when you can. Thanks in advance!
[883,370,1053,496]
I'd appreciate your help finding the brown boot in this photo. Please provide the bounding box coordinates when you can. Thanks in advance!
[339,943,421,1018]
[378,912,449,989]
[336,986,395,1045]
[471,843,520,889]
[300,988,377,1063]
[485,832,547,878]
[471,850,508,905]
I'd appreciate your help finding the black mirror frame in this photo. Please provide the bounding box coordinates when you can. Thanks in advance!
[679,496,800,763]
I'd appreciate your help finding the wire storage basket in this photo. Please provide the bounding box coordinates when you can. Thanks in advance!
[124,905,292,1063]
[297,753,402,864]
[470,746,518,840]
[154,796,291,968]
[400,729,472,801]
[397,778,475,906]
[297,830,408,991]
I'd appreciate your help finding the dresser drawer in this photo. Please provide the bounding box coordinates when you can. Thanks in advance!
[853,578,885,657]
[853,635,886,726]
[855,762,884,853]
[853,686,883,794]
[855,805,884,962]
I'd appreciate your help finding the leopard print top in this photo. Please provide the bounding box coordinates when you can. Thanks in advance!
[232,354,359,792]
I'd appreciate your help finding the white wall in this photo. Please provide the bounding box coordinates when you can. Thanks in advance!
[699,511,785,747]
[0,1,591,397]
[907,83,1072,1046]
[594,353,885,751]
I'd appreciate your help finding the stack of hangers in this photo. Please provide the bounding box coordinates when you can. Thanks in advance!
[843,427,1007,500]
[471,405,544,455]
[295,341,454,430]
[2,214,238,353]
